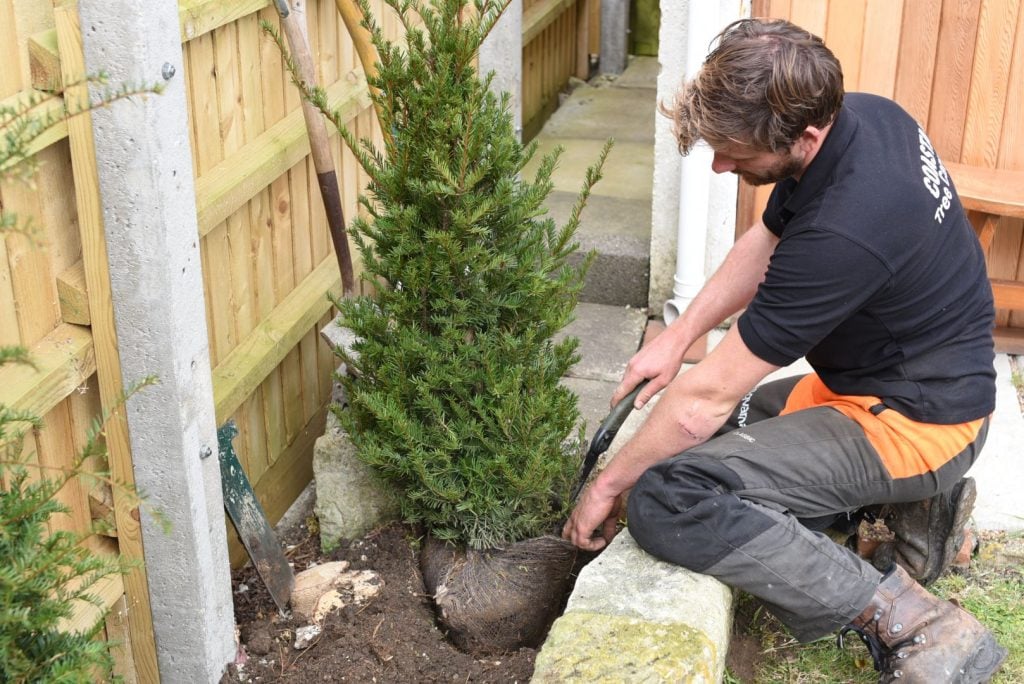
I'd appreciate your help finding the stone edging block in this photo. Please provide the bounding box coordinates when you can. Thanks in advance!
[533,530,733,683]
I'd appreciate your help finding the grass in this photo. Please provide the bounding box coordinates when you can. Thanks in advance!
[726,531,1024,683]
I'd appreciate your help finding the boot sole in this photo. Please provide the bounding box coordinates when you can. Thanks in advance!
[954,630,1007,683]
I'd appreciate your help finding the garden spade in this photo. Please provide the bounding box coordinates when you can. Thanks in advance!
[570,379,650,502]
[218,421,295,614]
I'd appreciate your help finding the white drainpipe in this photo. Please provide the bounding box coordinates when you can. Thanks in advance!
[663,0,726,324]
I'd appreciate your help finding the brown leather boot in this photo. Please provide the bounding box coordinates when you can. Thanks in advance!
[839,564,1006,683]
[872,477,976,585]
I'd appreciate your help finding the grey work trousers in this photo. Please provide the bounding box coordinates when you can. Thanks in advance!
[626,375,988,641]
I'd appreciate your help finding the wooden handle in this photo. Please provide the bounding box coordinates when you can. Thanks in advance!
[274,0,355,295]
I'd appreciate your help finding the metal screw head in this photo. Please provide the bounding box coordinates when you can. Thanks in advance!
[200,445,213,460]
[161,62,176,80]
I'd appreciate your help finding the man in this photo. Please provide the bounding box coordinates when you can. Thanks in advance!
[563,18,1006,683]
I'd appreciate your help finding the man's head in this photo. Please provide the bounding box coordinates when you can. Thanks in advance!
[664,18,843,166]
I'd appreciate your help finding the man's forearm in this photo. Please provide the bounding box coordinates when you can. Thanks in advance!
[591,390,728,497]
[597,325,781,497]
[665,221,778,348]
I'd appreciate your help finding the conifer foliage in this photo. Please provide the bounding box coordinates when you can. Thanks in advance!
[315,0,609,549]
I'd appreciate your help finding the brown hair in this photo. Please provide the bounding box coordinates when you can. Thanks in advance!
[662,18,844,154]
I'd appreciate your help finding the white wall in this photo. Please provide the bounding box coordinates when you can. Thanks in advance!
[648,0,750,317]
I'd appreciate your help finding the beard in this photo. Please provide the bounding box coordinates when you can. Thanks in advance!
[737,152,805,186]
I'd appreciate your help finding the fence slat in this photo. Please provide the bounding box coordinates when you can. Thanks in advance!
[859,0,904,98]
[56,260,90,324]
[0,322,94,419]
[893,0,941,125]
[824,0,866,91]
[523,0,575,44]
[57,574,126,635]
[195,74,369,236]
[213,254,341,425]
[927,0,982,161]
[179,0,272,42]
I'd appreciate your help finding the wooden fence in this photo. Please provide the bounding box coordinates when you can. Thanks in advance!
[1,0,591,680]
[1,0,386,679]
[739,0,1024,344]
[521,0,597,139]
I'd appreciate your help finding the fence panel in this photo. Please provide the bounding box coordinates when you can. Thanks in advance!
[521,0,593,140]
[739,0,1024,340]
[1,0,393,678]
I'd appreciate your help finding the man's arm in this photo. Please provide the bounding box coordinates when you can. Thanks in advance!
[563,324,780,551]
[612,220,780,408]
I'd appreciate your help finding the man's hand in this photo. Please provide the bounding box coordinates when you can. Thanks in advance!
[611,328,687,409]
[562,482,625,552]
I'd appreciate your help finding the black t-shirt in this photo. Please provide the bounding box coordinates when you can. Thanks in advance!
[737,93,995,424]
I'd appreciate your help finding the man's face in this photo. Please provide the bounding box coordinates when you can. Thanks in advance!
[709,142,805,186]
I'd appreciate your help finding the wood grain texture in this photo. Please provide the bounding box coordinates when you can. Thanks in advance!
[926,0,982,161]
[893,0,942,124]
[961,0,1020,167]
[824,0,867,91]
[859,0,904,98]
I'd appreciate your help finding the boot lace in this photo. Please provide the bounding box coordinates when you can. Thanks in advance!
[838,609,918,678]
[838,622,888,673]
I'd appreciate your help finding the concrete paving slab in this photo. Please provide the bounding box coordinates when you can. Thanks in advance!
[559,302,648,382]
[544,190,652,240]
[545,181,653,308]
[969,354,1024,531]
[611,56,660,89]
[540,85,657,143]
[562,375,621,444]
[572,248,651,308]
[525,137,654,201]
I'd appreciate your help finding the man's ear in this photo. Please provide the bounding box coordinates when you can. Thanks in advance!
[795,125,827,156]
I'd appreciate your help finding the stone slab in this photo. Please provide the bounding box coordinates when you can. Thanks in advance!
[540,85,657,143]
[533,531,732,683]
[561,376,620,445]
[558,302,648,383]
[544,190,652,241]
[313,408,400,552]
[612,56,661,89]
[571,249,651,308]
[969,353,1024,531]
[524,137,654,201]
[545,191,652,307]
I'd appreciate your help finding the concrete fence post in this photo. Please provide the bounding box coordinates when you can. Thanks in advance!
[479,0,524,138]
[77,1,236,681]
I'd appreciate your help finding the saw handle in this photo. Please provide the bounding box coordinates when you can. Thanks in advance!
[570,379,650,502]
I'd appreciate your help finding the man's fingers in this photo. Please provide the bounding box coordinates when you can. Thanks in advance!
[612,374,646,407]
[601,515,618,542]
[634,383,659,408]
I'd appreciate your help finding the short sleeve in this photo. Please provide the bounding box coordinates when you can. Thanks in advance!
[738,229,892,366]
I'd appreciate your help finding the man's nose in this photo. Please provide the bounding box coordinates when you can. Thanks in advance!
[711,153,734,174]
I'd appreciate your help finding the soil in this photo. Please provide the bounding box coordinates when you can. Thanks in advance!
[224,515,1021,683]
[222,522,536,683]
